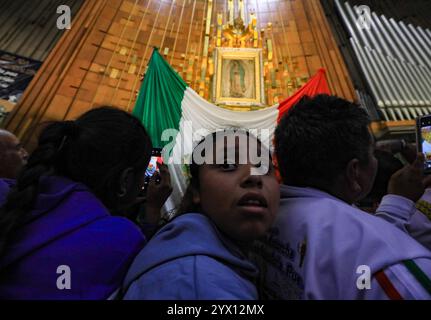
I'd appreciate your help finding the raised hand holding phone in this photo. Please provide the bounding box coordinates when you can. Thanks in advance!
[388,153,431,202]
[145,148,163,185]
[416,115,431,174]
[143,162,173,225]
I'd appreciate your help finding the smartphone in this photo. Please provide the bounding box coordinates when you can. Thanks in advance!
[416,115,431,174]
[144,148,163,184]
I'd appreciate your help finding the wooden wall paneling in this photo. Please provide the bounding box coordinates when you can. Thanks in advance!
[291,3,324,93]
[160,0,176,51]
[110,1,154,107]
[192,0,207,89]
[34,1,114,138]
[310,0,354,99]
[298,0,336,92]
[3,0,358,149]
[309,0,355,100]
[265,2,280,100]
[260,0,281,105]
[319,0,366,93]
[125,0,162,111]
[169,0,187,65]
[5,0,108,147]
[181,0,197,76]
[273,2,292,101]
[87,0,140,112]
[65,100,93,120]
[310,0,351,98]
[59,2,125,119]
[125,0,165,111]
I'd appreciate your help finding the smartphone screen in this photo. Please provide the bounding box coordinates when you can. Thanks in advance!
[417,115,431,172]
[145,148,163,180]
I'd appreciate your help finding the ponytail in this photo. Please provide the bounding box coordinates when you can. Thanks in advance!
[0,107,152,259]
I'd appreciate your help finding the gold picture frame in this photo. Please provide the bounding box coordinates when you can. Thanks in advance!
[213,48,265,107]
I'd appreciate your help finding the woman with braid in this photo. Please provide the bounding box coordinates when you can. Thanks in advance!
[0,107,166,299]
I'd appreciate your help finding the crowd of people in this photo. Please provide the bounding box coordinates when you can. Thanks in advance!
[0,95,430,300]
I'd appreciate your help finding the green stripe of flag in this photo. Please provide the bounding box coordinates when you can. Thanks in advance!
[403,259,431,295]
[133,48,188,148]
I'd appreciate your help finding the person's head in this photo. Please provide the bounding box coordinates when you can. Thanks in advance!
[0,129,28,179]
[179,129,280,243]
[275,94,377,204]
[358,150,403,212]
[0,107,152,255]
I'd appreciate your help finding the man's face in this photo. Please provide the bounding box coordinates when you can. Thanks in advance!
[0,132,28,179]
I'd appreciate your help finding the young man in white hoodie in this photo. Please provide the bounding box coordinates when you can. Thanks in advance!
[255,94,431,300]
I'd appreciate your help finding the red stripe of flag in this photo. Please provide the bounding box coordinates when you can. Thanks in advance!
[375,270,404,300]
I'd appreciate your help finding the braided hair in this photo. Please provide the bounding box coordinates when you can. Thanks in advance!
[0,107,152,257]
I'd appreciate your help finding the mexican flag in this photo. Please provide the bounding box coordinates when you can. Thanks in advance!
[133,48,330,207]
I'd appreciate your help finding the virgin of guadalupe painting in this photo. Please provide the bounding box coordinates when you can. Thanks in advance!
[222,59,255,99]
[213,48,264,106]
